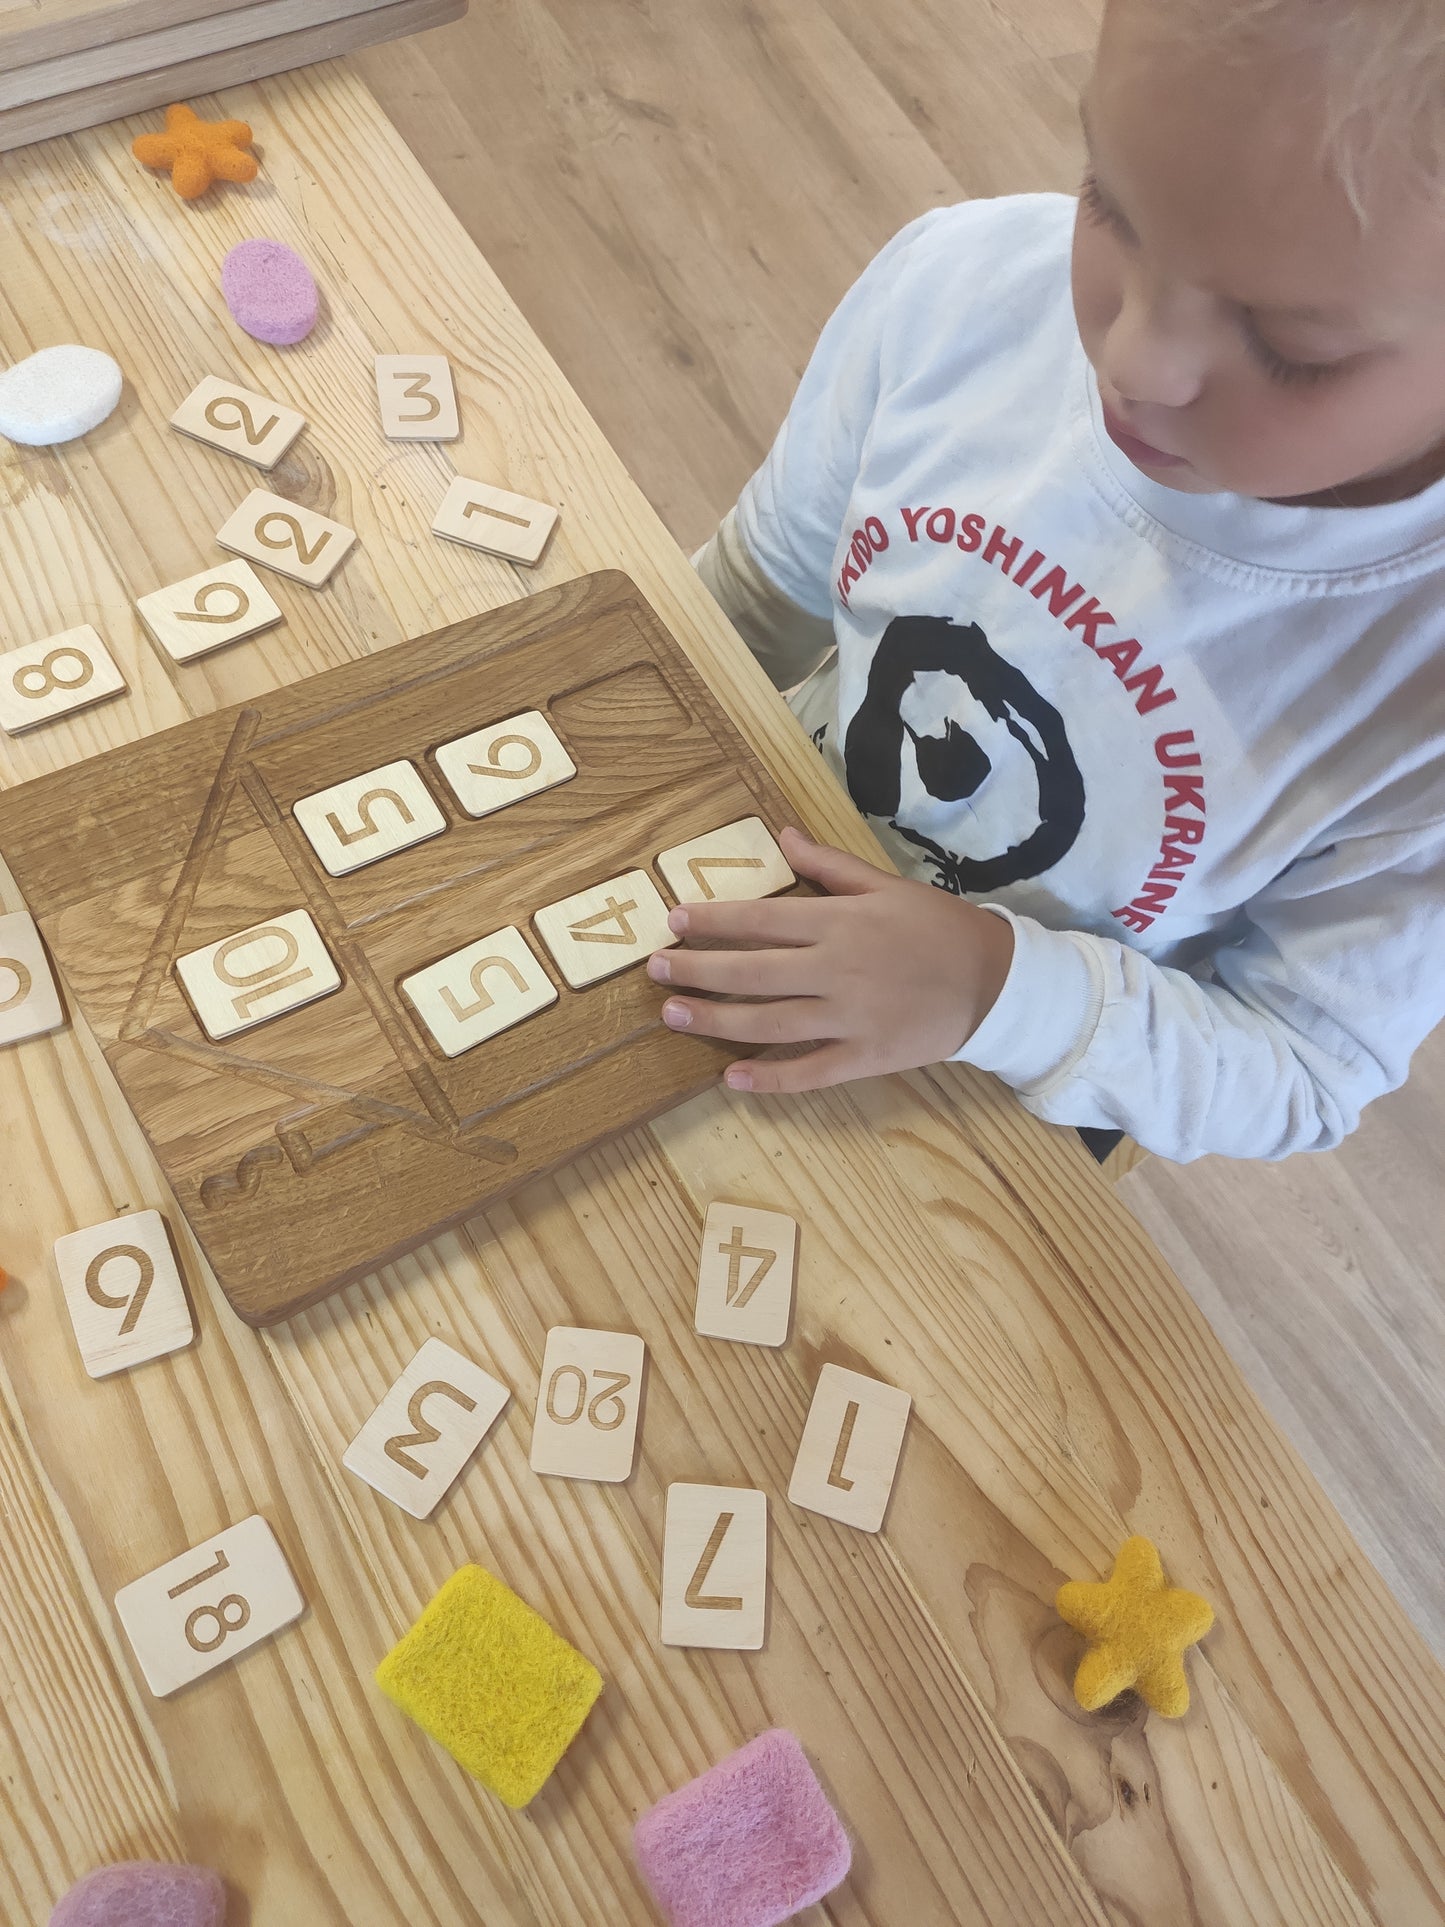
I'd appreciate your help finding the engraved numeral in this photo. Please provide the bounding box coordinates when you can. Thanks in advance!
[383,1380,479,1477]
[177,579,251,625]
[687,855,765,899]
[0,956,32,1011]
[543,1363,633,1431]
[439,952,529,1023]
[716,1224,775,1309]
[395,372,441,422]
[14,645,93,700]
[184,1594,252,1653]
[684,1511,743,1611]
[84,1244,154,1337]
[255,511,330,567]
[463,497,531,530]
[203,394,280,445]
[827,1400,860,1492]
[468,734,542,781]
[212,923,312,1020]
[167,1549,230,1598]
[324,786,415,847]
[569,894,638,946]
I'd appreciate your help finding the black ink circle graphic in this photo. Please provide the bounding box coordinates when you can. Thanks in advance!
[843,613,1086,893]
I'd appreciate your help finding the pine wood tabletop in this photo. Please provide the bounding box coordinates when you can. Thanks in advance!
[0,59,1441,1927]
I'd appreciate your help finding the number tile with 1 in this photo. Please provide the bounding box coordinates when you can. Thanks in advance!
[0,909,65,1046]
[343,1338,511,1519]
[530,1327,646,1482]
[0,625,126,735]
[432,476,559,566]
[136,559,282,663]
[216,488,357,588]
[170,375,306,471]
[53,1209,194,1379]
[113,1514,305,1697]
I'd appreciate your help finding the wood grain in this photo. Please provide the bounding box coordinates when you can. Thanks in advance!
[0,53,1440,1927]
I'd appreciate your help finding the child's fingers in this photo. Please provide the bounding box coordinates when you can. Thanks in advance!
[667,895,827,943]
[779,828,888,896]
[723,1041,858,1093]
[660,995,830,1046]
[647,945,816,997]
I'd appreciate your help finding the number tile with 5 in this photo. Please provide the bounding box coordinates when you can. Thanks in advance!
[374,354,460,441]
[53,1209,194,1379]
[216,487,357,588]
[136,560,282,663]
[530,1327,646,1482]
[401,925,557,1058]
[343,1338,511,1519]
[0,625,126,735]
[170,375,306,470]
[113,1514,305,1697]
[292,758,448,876]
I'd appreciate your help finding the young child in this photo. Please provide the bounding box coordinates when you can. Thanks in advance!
[649,0,1445,1161]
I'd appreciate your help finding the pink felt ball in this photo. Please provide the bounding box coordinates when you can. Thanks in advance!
[220,238,318,345]
[49,1860,225,1927]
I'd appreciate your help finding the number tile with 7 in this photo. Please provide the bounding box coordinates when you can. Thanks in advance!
[170,375,306,470]
[530,1327,646,1482]
[343,1338,511,1519]
[375,354,460,441]
[695,1201,798,1348]
[533,869,677,989]
[661,1484,768,1650]
[788,1363,912,1533]
[216,488,357,588]
[0,625,126,735]
[136,559,282,663]
[53,1208,194,1379]
[113,1514,305,1697]
[657,815,795,906]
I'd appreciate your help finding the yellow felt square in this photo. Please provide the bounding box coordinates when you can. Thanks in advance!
[376,1564,602,1807]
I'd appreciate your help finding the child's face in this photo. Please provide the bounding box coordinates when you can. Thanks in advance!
[1072,0,1445,502]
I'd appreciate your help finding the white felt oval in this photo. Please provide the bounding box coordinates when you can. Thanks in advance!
[0,344,123,447]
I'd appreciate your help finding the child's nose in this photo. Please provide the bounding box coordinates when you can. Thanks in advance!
[1100,272,1208,412]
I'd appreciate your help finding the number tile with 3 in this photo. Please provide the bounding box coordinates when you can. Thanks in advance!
[431,476,559,566]
[788,1363,912,1534]
[695,1201,798,1348]
[175,907,341,1041]
[401,925,557,1058]
[136,559,282,664]
[292,759,447,876]
[113,1514,305,1697]
[433,709,575,818]
[343,1337,510,1519]
[170,375,306,470]
[530,1327,646,1483]
[216,488,357,588]
[0,624,126,735]
[0,909,64,1046]
[657,815,795,906]
[375,354,460,441]
[533,869,677,989]
[53,1208,194,1379]
[660,1484,768,1651]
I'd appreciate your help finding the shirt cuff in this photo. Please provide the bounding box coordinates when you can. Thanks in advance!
[951,906,1106,1091]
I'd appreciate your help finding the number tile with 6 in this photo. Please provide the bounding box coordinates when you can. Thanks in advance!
[343,1338,511,1519]
[433,708,576,818]
[52,1209,194,1379]
[529,1327,646,1483]
[136,559,283,663]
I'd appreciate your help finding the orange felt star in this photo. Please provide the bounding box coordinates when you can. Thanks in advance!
[131,104,259,201]
[1056,1535,1215,1719]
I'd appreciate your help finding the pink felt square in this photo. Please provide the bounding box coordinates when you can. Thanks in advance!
[634,1728,851,1927]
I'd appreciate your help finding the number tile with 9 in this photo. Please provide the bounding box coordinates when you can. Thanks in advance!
[292,758,448,876]
[400,925,557,1058]
[533,869,678,989]
[216,488,357,588]
[530,1327,646,1482]
[374,354,460,441]
[53,1208,194,1379]
[113,1514,305,1697]
[433,709,575,818]
[136,560,282,664]
[175,907,341,1041]
[170,375,306,471]
[343,1337,511,1519]
[0,909,65,1046]
[0,625,126,735]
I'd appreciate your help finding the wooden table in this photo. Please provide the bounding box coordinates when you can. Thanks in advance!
[0,63,1441,1927]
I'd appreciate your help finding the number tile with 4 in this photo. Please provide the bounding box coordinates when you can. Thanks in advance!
[788,1363,912,1533]
[136,559,282,663]
[175,907,341,1041]
[433,709,575,818]
[432,476,559,566]
[0,909,64,1046]
[533,869,677,989]
[695,1201,797,1348]
[292,759,447,876]
[343,1337,511,1519]
[0,625,126,735]
[53,1208,194,1379]
[113,1514,305,1697]
[216,487,357,588]
[374,354,460,441]
[170,375,306,471]
[661,1484,768,1650]
[530,1327,646,1483]
[401,926,557,1058]
[657,816,795,906]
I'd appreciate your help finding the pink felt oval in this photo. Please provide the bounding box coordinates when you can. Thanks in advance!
[50,1861,225,1927]
[220,238,318,345]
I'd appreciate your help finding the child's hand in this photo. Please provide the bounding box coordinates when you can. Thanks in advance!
[646,827,1015,1094]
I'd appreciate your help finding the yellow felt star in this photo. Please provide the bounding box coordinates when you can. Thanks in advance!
[131,104,259,201]
[1056,1535,1214,1718]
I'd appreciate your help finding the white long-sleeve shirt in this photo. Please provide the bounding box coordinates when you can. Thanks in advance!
[702,192,1445,1161]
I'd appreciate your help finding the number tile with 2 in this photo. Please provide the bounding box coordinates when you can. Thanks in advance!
[53,1208,194,1379]
[0,625,126,735]
[292,758,448,876]
[175,908,341,1042]
[533,869,677,989]
[113,1514,305,1697]
[170,375,306,471]
[530,1327,646,1483]
[401,926,557,1058]
[660,1484,769,1650]
[343,1338,511,1519]
[136,559,282,663]
[695,1201,798,1348]
[216,487,357,588]
[0,909,65,1046]
[374,354,460,441]
[433,709,575,818]
[432,476,559,566]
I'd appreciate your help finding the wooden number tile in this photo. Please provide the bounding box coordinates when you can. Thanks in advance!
[375,354,460,441]
[0,625,125,735]
[788,1364,912,1533]
[216,488,357,588]
[136,560,282,664]
[661,1484,768,1650]
[175,907,341,1041]
[433,709,575,818]
[53,1208,194,1379]
[113,1514,304,1697]
[170,375,306,471]
[695,1202,797,1348]
[292,759,447,876]
[432,476,559,566]
[530,1327,646,1483]
[657,815,795,905]
[0,910,64,1045]
[400,925,556,1058]
[533,869,677,989]
[343,1337,510,1519]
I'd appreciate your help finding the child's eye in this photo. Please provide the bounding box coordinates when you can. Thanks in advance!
[1242,324,1344,390]
[1079,171,1133,241]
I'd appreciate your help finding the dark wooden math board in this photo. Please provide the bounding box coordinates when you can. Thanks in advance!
[0,571,814,1325]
